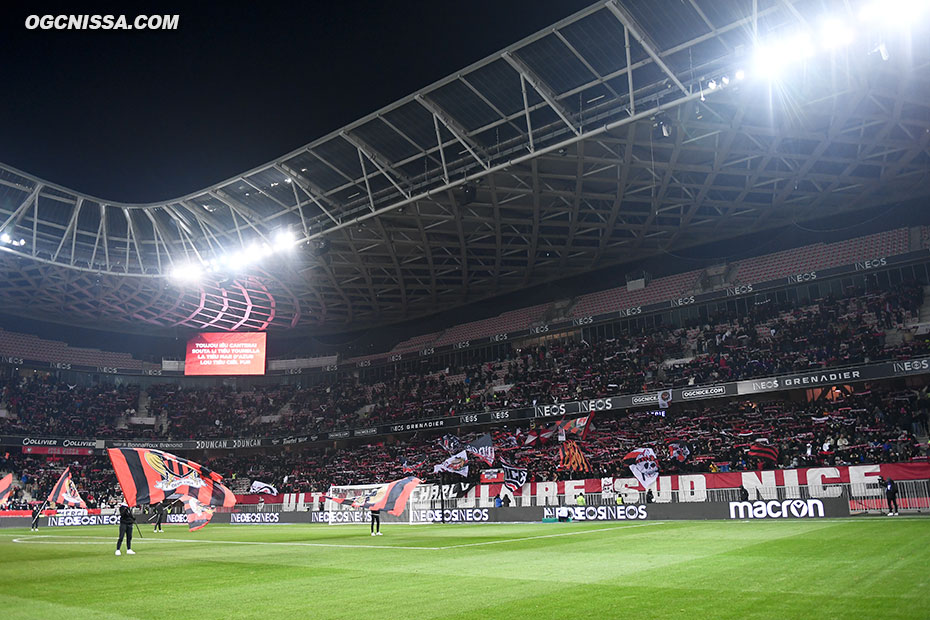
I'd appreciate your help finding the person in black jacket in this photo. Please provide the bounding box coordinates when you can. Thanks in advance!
[370,509,381,536]
[883,477,899,516]
[30,503,42,531]
[153,502,165,533]
[116,502,136,556]
[738,486,750,502]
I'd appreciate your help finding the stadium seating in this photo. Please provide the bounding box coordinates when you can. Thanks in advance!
[3,386,924,505]
[1,282,925,441]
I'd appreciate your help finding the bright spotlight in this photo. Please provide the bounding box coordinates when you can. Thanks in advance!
[227,251,248,270]
[754,33,814,79]
[274,229,296,250]
[707,79,717,91]
[170,263,203,283]
[721,76,730,86]
[735,69,746,81]
[861,0,928,24]
[820,18,854,49]
[0,233,10,244]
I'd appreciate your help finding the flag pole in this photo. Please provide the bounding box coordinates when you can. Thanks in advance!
[32,497,50,529]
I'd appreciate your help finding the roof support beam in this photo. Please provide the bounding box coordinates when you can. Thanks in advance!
[416,94,490,171]
[341,132,412,199]
[53,197,82,262]
[503,52,580,137]
[606,0,688,96]
[0,183,42,234]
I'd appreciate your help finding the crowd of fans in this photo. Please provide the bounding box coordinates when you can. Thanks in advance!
[145,383,297,439]
[0,281,928,507]
[0,283,927,442]
[0,379,139,438]
[4,384,923,509]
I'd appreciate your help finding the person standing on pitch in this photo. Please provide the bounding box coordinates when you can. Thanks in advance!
[116,502,136,555]
[370,509,382,536]
[153,501,165,533]
[30,503,42,531]
[884,477,899,516]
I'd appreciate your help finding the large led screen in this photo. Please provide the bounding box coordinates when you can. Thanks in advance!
[184,332,267,376]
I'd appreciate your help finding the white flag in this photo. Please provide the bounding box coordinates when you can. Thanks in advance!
[433,451,469,477]
[658,390,673,409]
[249,480,279,496]
[623,448,660,489]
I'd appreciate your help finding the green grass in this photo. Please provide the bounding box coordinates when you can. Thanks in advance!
[1,518,929,619]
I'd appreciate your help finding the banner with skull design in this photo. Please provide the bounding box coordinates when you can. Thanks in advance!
[623,447,660,489]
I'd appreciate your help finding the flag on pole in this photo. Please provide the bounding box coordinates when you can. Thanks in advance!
[438,434,463,454]
[179,494,215,531]
[501,462,528,492]
[558,441,590,472]
[248,480,279,496]
[749,442,779,465]
[107,448,236,511]
[658,390,673,409]
[553,414,596,439]
[668,442,690,463]
[465,434,495,465]
[354,477,422,516]
[0,473,12,505]
[624,448,660,489]
[433,451,469,477]
[47,467,87,509]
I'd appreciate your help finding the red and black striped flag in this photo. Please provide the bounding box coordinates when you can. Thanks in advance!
[356,476,422,516]
[749,442,779,465]
[107,448,236,510]
[558,441,590,472]
[0,473,12,505]
[47,467,87,509]
[179,494,215,531]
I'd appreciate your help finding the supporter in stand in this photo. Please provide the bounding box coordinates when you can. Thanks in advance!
[1,282,925,441]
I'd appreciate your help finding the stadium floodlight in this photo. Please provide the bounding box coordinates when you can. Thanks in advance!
[0,233,10,244]
[860,0,928,24]
[735,69,746,81]
[820,18,854,49]
[707,79,717,91]
[721,76,730,86]
[227,251,249,271]
[274,229,296,251]
[170,262,203,284]
[754,33,815,79]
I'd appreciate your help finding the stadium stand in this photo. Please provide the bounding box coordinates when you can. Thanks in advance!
[2,385,925,506]
[0,329,145,370]
[1,280,926,440]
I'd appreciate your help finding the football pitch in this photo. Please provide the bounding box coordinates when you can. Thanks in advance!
[1,518,928,619]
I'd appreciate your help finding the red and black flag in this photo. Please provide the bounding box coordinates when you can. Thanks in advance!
[356,476,422,516]
[107,448,236,510]
[553,414,596,440]
[464,434,496,465]
[0,473,12,505]
[178,494,215,532]
[749,442,779,465]
[558,441,590,472]
[47,467,87,509]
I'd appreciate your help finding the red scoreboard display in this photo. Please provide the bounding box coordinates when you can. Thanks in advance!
[184,332,267,376]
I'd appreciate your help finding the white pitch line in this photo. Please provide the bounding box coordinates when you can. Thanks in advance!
[10,535,440,551]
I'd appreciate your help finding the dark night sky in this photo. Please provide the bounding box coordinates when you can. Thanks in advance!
[0,1,596,203]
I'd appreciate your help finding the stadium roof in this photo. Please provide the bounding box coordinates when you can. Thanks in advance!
[1,0,929,335]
